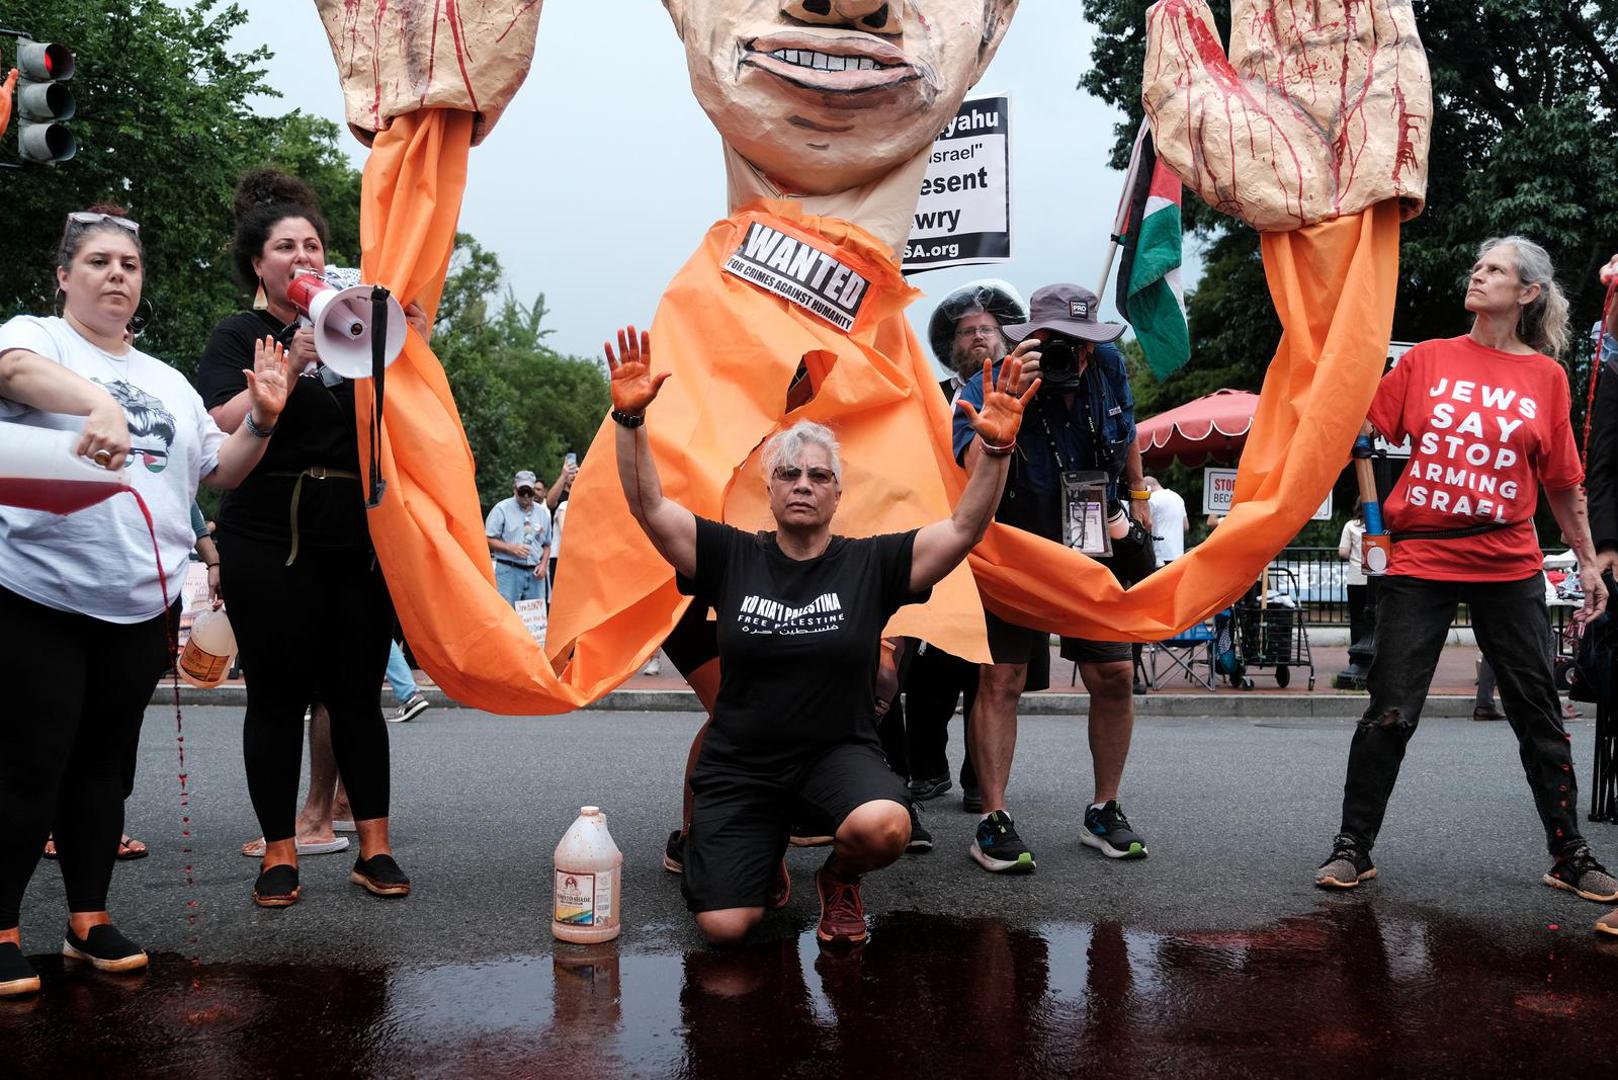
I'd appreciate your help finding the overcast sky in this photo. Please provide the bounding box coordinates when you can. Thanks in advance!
[231,2,1201,370]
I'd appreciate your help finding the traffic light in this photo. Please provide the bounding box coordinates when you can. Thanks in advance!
[15,39,73,165]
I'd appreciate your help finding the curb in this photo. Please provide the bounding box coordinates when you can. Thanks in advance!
[152,684,1491,719]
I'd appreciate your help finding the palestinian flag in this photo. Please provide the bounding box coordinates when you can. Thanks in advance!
[1114,126,1190,379]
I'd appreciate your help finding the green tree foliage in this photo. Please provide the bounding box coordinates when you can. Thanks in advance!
[432,236,611,509]
[0,0,359,376]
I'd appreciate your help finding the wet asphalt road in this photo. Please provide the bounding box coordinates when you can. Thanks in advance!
[6,705,1618,1077]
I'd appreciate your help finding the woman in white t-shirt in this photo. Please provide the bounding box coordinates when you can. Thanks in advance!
[0,207,289,998]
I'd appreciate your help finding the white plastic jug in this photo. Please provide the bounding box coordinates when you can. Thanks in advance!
[552,806,623,943]
[0,423,129,513]
[178,608,237,689]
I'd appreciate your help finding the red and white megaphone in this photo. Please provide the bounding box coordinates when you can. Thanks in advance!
[285,267,406,380]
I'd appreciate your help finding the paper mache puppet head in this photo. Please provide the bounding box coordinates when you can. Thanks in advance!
[316,0,545,146]
[663,0,1018,196]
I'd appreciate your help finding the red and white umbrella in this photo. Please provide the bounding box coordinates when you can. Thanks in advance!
[1135,389,1259,466]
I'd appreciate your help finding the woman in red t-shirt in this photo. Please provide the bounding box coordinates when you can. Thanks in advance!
[1315,236,1617,913]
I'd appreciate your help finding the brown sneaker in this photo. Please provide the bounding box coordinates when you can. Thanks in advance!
[1596,909,1618,938]
[814,862,867,945]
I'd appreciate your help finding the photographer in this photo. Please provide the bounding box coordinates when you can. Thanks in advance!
[951,284,1153,874]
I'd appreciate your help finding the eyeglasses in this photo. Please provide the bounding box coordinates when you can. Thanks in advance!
[955,325,999,340]
[772,465,838,486]
[67,211,140,234]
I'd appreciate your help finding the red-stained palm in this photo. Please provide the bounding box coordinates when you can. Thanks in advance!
[603,324,670,415]
[957,357,1039,448]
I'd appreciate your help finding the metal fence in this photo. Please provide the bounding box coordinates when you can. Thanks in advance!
[1268,547,1514,628]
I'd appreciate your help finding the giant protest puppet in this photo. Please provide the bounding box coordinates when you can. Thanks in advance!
[312,0,1429,714]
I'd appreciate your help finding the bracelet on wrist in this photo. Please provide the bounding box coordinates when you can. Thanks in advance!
[611,409,645,428]
[1129,489,1151,501]
[204,561,220,569]
[244,412,276,438]
[978,435,1015,458]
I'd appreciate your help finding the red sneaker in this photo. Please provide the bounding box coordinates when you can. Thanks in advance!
[767,857,791,910]
[815,863,867,945]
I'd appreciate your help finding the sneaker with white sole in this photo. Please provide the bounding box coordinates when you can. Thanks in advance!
[1080,801,1148,859]
[1314,834,1377,889]
[905,802,932,854]
[1544,846,1618,903]
[389,694,430,723]
[970,810,1035,873]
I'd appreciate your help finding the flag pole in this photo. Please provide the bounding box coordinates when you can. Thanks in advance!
[1096,119,1151,299]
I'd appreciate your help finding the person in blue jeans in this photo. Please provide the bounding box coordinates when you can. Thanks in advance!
[384,641,430,723]
[485,469,550,606]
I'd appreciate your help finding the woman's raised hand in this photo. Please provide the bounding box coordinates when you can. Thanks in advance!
[604,325,669,416]
[245,335,291,427]
[957,357,1039,449]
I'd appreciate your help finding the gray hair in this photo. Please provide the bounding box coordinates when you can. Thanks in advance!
[1477,236,1570,357]
[762,421,843,486]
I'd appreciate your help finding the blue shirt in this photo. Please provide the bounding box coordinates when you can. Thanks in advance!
[485,496,551,568]
[952,341,1136,501]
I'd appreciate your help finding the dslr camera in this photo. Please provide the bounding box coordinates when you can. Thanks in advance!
[1035,334,1089,391]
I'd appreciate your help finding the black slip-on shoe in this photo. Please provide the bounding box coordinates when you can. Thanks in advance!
[0,941,40,997]
[253,863,301,908]
[351,853,412,898]
[62,924,148,973]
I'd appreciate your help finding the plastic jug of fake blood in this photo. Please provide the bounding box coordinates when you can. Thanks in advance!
[552,806,623,943]
[0,424,129,513]
[178,608,237,689]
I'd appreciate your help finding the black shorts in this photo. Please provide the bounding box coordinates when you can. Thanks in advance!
[984,610,1131,692]
[682,740,909,913]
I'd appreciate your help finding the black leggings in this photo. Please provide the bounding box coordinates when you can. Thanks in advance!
[219,534,395,842]
[0,585,170,929]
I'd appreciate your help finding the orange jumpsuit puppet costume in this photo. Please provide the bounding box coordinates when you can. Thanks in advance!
[319,0,1430,714]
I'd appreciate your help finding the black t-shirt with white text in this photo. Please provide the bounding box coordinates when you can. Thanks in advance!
[195,311,368,550]
[677,518,930,771]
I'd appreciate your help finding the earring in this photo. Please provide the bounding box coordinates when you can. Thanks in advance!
[253,277,269,311]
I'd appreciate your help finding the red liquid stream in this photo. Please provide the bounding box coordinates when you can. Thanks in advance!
[0,477,127,514]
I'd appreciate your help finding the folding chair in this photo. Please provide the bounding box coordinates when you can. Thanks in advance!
[1144,622,1217,690]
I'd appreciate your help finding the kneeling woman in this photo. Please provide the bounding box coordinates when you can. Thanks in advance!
[605,326,1034,946]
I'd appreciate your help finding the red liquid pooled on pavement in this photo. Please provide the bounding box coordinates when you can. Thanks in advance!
[0,476,129,514]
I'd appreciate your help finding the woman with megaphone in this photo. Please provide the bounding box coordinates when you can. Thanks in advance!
[0,205,290,997]
[197,169,428,909]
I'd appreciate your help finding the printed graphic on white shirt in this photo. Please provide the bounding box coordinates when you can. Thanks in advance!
[735,591,845,636]
[96,378,177,474]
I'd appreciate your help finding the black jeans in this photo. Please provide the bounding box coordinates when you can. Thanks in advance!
[1339,574,1583,857]
[0,585,171,929]
[219,534,395,842]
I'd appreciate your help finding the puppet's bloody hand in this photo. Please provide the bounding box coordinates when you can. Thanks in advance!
[0,70,16,143]
[1143,0,1431,231]
[605,325,670,416]
[958,357,1038,449]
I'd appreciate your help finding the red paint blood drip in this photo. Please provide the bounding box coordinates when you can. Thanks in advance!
[128,488,204,981]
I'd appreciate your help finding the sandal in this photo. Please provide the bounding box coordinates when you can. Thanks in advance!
[116,835,149,861]
[240,836,350,858]
[42,836,57,861]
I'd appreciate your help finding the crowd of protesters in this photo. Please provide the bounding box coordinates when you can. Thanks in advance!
[1,170,1616,993]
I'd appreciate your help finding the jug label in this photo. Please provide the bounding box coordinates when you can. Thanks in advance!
[179,641,230,683]
[555,870,597,926]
